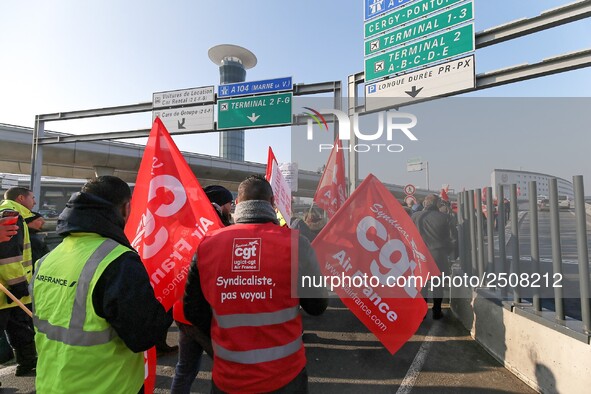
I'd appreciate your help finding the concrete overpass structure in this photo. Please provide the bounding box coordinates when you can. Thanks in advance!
[0,123,435,201]
[0,123,320,197]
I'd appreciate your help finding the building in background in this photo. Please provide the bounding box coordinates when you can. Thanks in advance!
[491,169,573,201]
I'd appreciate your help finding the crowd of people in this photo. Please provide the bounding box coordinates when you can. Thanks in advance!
[0,175,462,392]
[0,175,329,393]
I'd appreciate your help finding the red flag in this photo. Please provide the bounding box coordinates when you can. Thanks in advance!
[125,117,222,309]
[265,147,292,224]
[125,118,223,392]
[313,138,347,218]
[312,174,440,354]
[440,188,449,202]
[143,347,156,391]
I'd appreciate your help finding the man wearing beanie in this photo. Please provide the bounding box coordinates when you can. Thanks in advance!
[204,185,234,226]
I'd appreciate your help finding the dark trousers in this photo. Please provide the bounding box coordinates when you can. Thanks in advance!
[212,367,309,394]
[430,248,451,313]
[0,304,35,349]
[171,323,204,394]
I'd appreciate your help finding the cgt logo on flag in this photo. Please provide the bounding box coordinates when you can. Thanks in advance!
[312,174,440,354]
[125,117,222,311]
[232,238,261,272]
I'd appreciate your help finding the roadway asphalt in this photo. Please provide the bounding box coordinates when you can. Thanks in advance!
[0,296,536,393]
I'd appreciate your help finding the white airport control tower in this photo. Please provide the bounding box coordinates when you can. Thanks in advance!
[209,44,257,162]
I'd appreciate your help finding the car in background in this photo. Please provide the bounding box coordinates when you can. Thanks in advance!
[538,199,550,212]
[38,209,59,218]
[558,195,571,209]
[537,195,548,205]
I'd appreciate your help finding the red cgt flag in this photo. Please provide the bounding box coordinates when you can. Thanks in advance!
[125,117,222,310]
[313,138,347,218]
[312,174,440,354]
[125,118,222,392]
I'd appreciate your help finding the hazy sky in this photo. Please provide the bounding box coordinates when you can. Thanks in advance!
[1,0,590,191]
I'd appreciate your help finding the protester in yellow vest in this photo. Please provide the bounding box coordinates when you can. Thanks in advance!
[0,187,37,376]
[30,176,172,393]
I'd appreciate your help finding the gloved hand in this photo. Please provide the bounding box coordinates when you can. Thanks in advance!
[6,282,29,304]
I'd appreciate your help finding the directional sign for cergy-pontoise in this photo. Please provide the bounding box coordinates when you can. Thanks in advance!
[153,86,214,109]
[217,92,292,130]
[365,2,473,56]
[365,55,475,111]
[153,105,214,133]
[218,77,292,98]
[364,23,474,83]
[365,0,465,39]
[364,0,414,21]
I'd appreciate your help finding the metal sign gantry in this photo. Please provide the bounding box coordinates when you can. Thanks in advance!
[30,0,591,199]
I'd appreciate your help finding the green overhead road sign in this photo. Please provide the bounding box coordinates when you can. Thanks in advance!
[365,2,473,56]
[365,23,474,83]
[217,92,293,130]
[364,0,465,39]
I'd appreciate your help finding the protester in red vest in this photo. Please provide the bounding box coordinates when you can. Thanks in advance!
[184,175,328,393]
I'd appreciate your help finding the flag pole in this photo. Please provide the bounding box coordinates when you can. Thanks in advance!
[0,282,33,317]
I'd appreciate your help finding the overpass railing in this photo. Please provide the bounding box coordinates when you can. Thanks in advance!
[455,175,591,336]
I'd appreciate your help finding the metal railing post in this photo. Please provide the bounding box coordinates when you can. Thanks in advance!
[468,190,477,277]
[529,181,541,311]
[476,188,485,278]
[510,184,521,303]
[457,193,464,225]
[549,178,565,321]
[463,191,472,275]
[497,184,507,298]
[486,187,494,274]
[573,175,591,332]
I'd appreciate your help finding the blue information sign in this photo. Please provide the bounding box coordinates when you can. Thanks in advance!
[365,0,415,21]
[217,77,292,98]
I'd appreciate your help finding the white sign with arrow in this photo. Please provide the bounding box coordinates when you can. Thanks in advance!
[365,55,475,111]
[152,104,214,133]
[247,113,260,123]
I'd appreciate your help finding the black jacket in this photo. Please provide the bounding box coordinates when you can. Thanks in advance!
[0,214,29,300]
[412,206,456,253]
[28,228,50,269]
[55,192,172,352]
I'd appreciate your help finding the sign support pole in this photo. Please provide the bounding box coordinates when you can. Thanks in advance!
[426,161,430,191]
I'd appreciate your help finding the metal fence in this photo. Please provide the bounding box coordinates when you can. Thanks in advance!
[456,175,591,335]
